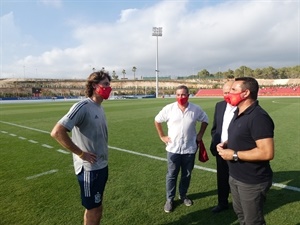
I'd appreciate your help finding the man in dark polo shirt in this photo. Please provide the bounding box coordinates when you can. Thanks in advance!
[217,77,274,225]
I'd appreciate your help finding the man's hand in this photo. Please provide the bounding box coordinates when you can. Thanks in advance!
[217,142,234,161]
[160,136,171,145]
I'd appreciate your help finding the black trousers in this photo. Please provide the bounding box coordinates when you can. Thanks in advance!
[216,154,230,207]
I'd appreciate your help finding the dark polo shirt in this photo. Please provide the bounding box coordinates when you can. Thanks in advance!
[227,101,274,184]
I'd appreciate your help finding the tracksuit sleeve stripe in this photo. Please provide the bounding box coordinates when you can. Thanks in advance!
[67,100,88,120]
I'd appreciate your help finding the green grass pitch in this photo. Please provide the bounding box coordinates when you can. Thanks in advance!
[0,97,299,225]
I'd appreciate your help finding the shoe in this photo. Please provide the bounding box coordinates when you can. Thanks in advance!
[164,201,173,213]
[180,196,193,206]
[211,205,228,213]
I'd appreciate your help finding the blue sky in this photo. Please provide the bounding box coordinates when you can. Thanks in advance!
[1,0,299,79]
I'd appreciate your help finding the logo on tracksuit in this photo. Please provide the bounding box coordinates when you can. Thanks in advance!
[95,192,101,203]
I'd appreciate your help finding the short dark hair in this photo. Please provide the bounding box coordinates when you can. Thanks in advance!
[176,85,189,94]
[85,71,112,97]
[235,77,259,100]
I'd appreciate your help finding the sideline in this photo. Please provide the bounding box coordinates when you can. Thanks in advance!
[26,170,58,180]
[1,120,299,192]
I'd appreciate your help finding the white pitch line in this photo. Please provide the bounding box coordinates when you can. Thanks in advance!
[42,144,53,149]
[108,146,217,173]
[28,140,38,144]
[26,169,58,180]
[108,146,300,192]
[57,149,70,154]
[19,136,27,140]
[109,146,167,162]
[0,120,50,134]
[194,164,217,173]
[1,120,299,193]
[9,133,17,136]
[272,183,300,192]
[1,130,8,134]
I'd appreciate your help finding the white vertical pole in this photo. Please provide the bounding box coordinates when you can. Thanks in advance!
[156,35,159,98]
[152,27,162,98]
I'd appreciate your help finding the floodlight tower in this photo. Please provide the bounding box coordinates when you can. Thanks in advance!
[152,27,162,98]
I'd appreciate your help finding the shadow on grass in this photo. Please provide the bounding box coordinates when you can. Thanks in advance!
[265,170,300,220]
[159,190,238,225]
[272,170,300,190]
[160,170,300,225]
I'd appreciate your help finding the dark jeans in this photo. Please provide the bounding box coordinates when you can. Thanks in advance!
[229,176,272,225]
[166,152,195,201]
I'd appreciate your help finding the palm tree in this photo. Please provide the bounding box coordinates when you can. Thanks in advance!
[132,66,137,80]
[112,70,117,80]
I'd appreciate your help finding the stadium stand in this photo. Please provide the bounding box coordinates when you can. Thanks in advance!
[195,86,300,97]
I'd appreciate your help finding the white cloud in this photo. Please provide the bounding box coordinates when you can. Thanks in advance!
[118,8,139,23]
[1,12,35,62]
[2,0,299,79]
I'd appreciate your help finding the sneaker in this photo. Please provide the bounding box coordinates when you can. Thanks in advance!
[164,201,173,213]
[180,196,193,206]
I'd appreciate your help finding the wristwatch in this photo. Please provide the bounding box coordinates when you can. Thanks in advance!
[233,151,238,161]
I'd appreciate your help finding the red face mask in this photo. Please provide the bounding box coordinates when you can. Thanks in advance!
[224,95,231,104]
[95,86,112,99]
[227,92,245,106]
[177,96,189,106]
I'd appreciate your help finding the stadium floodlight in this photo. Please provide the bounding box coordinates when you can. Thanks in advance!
[152,27,162,98]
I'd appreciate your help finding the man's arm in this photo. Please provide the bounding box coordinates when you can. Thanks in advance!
[50,123,97,162]
[197,122,208,142]
[211,104,218,137]
[154,121,170,144]
[237,138,274,161]
[217,138,274,161]
[51,123,83,156]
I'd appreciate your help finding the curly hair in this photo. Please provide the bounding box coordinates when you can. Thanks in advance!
[85,71,112,97]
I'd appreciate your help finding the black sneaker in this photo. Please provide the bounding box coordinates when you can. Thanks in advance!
[211,205,229,213]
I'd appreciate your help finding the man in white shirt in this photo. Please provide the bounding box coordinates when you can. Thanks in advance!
[210,81,236,213]
[154,85,209,213]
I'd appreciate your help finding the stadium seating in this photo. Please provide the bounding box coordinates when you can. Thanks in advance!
[195,87,300,97]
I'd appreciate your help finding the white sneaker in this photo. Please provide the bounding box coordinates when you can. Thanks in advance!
[164,201,173,213]
[180,196,193,206]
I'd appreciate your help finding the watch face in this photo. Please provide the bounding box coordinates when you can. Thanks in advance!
[233,153,238,161]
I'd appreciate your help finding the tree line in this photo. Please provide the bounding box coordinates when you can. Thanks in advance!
[179,65,300,80]
[95,65,299,80]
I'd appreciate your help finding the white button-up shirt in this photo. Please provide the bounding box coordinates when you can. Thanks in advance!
[155,102,209,154]
[221,103,236,143]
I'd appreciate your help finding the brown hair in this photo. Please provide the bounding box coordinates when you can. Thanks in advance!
[176,85,189,94]
[85,71,112,97]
